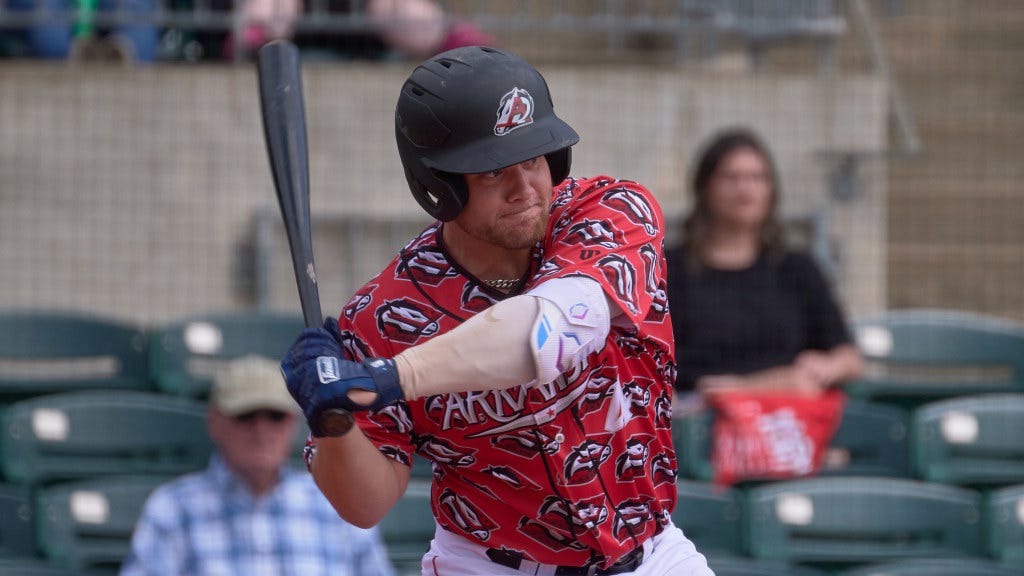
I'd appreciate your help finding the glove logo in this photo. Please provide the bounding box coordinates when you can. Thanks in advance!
[316,356,341,384]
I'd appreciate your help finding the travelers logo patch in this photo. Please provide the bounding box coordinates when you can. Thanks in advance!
[316,356,340,384]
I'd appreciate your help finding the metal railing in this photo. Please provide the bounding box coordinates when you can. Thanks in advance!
[0,0,847,65]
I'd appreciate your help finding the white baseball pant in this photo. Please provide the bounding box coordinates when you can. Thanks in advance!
[420,522,716,576]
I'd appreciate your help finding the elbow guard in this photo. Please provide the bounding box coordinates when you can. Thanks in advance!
[528,277,611,385]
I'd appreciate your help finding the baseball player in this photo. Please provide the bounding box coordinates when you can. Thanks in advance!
[282,46,715,575]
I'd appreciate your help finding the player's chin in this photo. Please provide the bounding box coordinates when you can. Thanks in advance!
[494,222,544,249]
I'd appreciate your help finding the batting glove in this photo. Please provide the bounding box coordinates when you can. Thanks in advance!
[280,317,403,436]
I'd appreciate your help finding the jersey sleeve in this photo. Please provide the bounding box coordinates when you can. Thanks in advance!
[538,176,668,328]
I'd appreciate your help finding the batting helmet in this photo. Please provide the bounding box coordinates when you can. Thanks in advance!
[395,46,580,221]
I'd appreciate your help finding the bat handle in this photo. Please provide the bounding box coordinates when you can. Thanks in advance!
[301,296,323,328]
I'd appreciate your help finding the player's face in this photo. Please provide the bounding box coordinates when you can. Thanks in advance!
[706,147,774,231]
[208,408,297,483]
[459,156,553,249]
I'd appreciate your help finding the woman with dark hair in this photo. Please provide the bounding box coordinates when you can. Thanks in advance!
[666,128,863,407]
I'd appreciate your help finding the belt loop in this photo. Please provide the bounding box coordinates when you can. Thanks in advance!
[586,565,598,576]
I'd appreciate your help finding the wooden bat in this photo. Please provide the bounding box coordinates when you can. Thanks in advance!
[257,40,350,435]
[257,39,321,328]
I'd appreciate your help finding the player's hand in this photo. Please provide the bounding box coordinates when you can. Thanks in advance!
[280,317,403,436]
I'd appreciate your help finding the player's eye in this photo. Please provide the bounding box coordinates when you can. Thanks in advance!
[487,168,503,178]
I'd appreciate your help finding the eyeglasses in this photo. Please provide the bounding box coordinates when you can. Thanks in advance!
[233,409,290,424]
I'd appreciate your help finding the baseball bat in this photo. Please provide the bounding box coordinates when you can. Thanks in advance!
[257,40,322,329]
[257,40,349,435]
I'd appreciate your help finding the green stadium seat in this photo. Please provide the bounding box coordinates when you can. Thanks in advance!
[0,309,149,400]
[35,475,168,575]
[745,477,983,567]
[0,558,81,575]
[409,453,435,479]
[836,558,1023,576]
[848,309,1024,406]
[984,483,1024,571]
[706,555,828,576]
[0,390,212,485]
[673,480,743,556]
[0,483,35,558]
[672,411,715,481]
[822,399,910,478]
[911,394,1024,486]
[148,312,305,398]
[377,479,433,576]
[672,401,911,483]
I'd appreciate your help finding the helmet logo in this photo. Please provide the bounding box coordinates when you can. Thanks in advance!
[494,87,534,136]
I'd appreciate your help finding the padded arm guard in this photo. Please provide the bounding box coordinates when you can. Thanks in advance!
[528,276,611,385]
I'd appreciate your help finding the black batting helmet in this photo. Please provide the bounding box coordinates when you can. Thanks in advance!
[395,46,580,221]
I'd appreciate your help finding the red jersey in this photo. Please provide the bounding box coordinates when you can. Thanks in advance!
[333,176,677,567]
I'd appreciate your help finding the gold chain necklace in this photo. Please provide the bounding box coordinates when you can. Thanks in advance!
[482,278,524,291]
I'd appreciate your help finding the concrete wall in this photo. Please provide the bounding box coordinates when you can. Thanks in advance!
[0,62,887,326]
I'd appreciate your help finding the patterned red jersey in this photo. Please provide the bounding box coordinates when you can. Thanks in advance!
[332,176,677,567]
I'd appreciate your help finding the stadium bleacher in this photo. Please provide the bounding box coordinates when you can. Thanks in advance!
[669,310,1024,575]
[1,308,1022,574]
[35,476,172,574]
[0,310,150,402]
[984,483,1024,572]
[0,483,35,559]
[0,310,307,572]
[911,393,1024,486]
[744,476,984,569]
[848,310,1024,407]
[148,311,306,398]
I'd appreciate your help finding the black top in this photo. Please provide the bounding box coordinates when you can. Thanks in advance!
[665,248,853,393]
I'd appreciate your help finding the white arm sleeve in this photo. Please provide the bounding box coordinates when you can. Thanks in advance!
[527,276,611,385]
[394,276,611,400]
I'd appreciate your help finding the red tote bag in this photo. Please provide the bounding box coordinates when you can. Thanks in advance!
[706,388,846,486]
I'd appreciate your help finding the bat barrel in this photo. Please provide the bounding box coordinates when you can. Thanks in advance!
[257,40,323,329]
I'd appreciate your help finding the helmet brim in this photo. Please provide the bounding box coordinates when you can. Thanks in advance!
[423,113,580,175]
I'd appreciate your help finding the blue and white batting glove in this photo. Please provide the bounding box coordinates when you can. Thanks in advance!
[280,317,403,436]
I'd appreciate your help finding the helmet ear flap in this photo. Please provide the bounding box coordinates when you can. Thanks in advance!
[405,165,468,222]
[546,147,572,186]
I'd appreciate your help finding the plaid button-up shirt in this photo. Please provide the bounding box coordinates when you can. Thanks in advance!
[121,454,395,576]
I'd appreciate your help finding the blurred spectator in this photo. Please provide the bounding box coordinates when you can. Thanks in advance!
[1,0,159,62]
[362,0,495,59]
[665,128,864,484]
[120,355,395,576]
[212,0,494,60]
[666,127,863,405]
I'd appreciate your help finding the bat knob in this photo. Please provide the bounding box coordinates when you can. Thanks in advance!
[316,408,355,437]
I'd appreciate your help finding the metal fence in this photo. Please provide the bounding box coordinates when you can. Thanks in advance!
[0,0,847,64]
[0,0,1021,326]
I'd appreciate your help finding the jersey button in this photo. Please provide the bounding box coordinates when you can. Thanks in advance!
[554,432,566,444]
